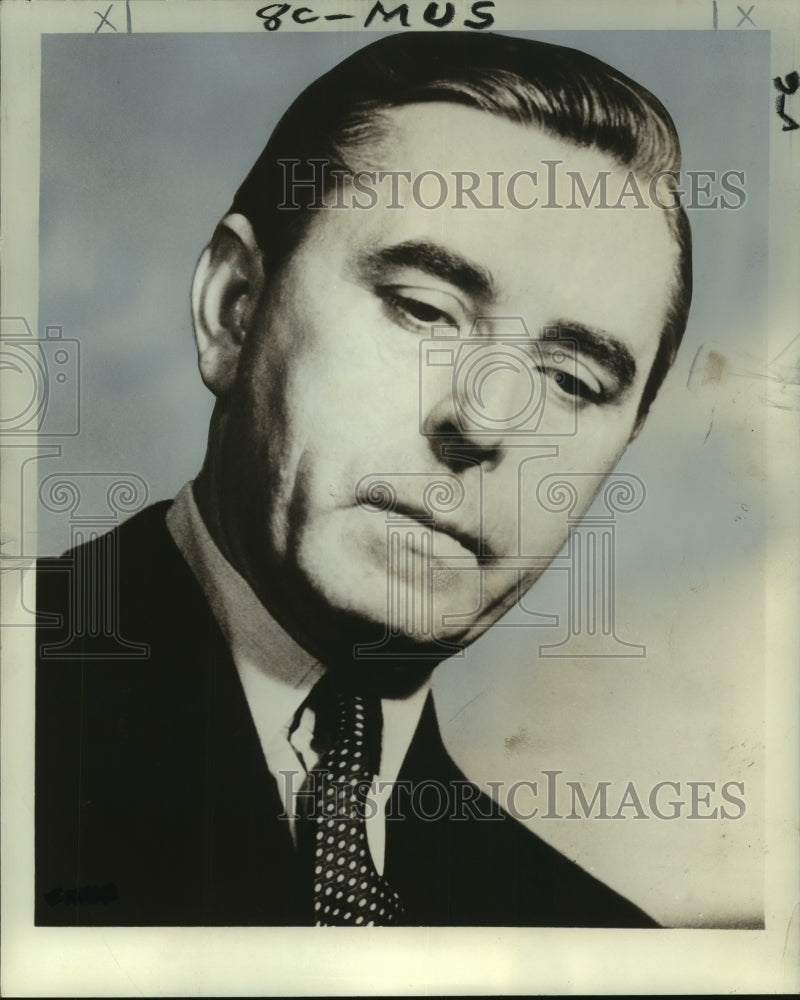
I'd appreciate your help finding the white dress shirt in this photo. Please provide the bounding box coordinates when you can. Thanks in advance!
[166,482,430,874]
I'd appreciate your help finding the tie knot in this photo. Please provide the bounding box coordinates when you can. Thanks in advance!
[306,676,382,780]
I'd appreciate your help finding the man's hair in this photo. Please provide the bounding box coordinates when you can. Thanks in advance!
[231,32,692,423]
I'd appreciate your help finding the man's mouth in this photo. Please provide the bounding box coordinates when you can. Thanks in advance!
[359,499,487,560]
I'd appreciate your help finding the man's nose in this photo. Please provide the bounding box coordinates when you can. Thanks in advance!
[421,347,541,469]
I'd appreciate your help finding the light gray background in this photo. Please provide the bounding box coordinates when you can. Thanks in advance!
[38,29,769,926]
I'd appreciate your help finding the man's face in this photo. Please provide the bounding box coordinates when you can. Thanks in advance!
[215,104,678,662]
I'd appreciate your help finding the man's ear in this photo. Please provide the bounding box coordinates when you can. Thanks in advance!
[191,213,264,396]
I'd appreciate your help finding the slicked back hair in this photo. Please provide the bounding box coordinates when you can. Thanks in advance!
[230,32,692,423]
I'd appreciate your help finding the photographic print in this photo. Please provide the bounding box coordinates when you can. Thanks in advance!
[1,0,797,994]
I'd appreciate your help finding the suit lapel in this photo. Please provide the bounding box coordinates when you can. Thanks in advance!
[151,509,306,923]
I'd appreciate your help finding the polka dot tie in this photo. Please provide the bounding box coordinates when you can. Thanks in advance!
[301,686,405,926]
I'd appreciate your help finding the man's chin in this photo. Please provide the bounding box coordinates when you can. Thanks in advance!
[299,609,459,697]
[301,596,470,665]
[270,570,475,687]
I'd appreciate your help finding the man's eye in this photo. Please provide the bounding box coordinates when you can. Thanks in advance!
[381,289,457,331]
[546,368,603,405]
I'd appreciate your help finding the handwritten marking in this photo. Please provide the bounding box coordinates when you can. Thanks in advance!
[736,4,755,26]
[774,72,799,131]
[255,2,495,32]
[126,0,132,33]
[712,0,718,29]
[94,4,116,32]
[774,71,800,96]
[775,97,799,130]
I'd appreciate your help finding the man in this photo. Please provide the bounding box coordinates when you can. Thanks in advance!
[36,31,691,927]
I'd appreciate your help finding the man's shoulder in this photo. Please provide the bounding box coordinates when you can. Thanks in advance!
[35,497,219,762]
[470,785,658,927]
[36,499,203,649]
[34,500,261,926]
[37,498,176,582]
[392,701,658,928]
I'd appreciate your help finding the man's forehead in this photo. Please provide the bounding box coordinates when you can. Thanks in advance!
[360,102,621,184]
[318,110,677,357]
[270,100,679,382]
[338,102,679,275]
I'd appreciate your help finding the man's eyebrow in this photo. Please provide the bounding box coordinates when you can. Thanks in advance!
[551,321,638,392]
[357,240,495,302]
[356,245,638,392]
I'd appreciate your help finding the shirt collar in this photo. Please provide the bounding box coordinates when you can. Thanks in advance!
[166,481,430,782]
[166,481,324,741]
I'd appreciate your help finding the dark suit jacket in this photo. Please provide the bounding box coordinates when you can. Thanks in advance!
[35,502,656,927]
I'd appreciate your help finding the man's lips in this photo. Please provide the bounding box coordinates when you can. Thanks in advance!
[358,499,488,559]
